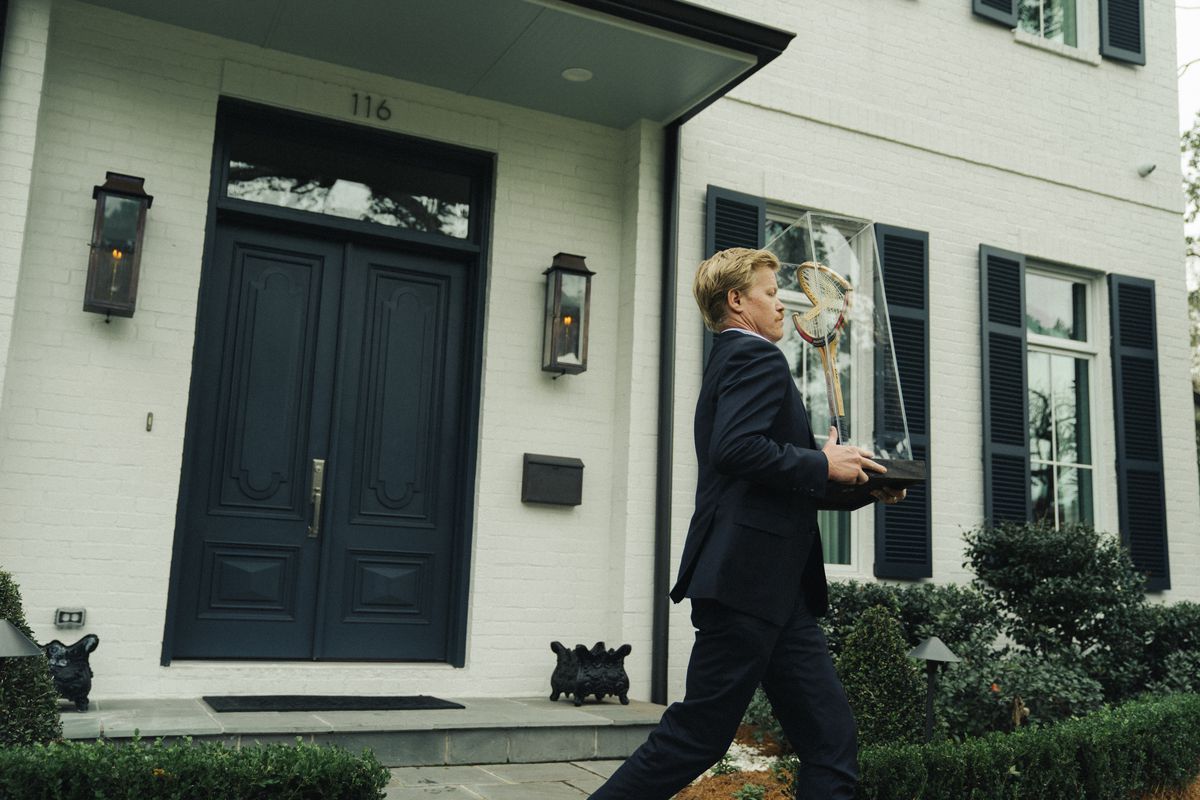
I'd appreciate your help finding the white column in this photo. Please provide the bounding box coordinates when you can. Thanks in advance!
[0,0,52,416]
[606,118,665,699]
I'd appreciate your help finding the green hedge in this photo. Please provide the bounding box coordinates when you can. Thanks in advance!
[856,693,1200,800]
[0,737,389,800]
[824,580,1000,663]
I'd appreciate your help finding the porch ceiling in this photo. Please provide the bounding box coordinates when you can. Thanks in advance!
[78,0,793,128]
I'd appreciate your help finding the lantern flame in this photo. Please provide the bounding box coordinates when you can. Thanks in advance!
[563,315,573,326]
[111,248,124,260]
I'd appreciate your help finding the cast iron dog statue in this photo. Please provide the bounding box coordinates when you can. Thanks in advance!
[550,641,631,706]
[41,634,99,712]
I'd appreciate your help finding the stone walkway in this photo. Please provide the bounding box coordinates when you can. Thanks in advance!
[384,759,622,798]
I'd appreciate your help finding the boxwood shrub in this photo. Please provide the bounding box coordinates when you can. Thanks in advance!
[823,580,1000,663]
[856,693,1200,800]
[0,736,390,800]
[0,568,62,746]
[838,606,923,749]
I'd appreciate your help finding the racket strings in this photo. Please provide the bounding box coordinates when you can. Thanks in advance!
[794,266,848,341]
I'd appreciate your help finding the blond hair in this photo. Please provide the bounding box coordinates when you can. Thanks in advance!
[692,248,781,332]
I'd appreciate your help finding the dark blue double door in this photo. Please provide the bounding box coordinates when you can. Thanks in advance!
[172,222,469,661]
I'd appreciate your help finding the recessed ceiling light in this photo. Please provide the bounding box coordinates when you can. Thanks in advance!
[561,67,593,83]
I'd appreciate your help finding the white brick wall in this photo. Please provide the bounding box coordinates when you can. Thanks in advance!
[667,0,1197,697]
[0,0,662,699]
[0,0,1192,706]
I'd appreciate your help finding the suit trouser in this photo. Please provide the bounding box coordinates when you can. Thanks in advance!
[588,597,857,800]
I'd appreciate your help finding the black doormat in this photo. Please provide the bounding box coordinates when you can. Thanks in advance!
[202,695,465,713]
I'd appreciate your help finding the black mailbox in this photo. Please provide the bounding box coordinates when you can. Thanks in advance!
[522,453,584,506]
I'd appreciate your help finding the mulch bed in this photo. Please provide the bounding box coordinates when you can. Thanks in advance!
[674,769,788,800]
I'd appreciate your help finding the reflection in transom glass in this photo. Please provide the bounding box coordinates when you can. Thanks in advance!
[226,130,471,239]
[1026,272,1086,340]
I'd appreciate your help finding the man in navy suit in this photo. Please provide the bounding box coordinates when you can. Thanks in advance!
[590,248,904,800]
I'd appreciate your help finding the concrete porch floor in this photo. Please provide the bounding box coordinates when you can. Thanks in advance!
[59,696,658,781]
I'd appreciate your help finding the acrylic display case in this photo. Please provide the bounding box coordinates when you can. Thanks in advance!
[762,211,926,506]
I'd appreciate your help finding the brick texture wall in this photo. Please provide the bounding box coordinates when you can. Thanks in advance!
[667,0,1196,696]
[0,0,660,699]
[0,0,1193,706]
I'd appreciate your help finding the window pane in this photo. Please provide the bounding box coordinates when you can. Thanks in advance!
[226,130,472,238]
[1018,0,1042,36]
[1026,273,1086,340]
[820,510,851,564]
[1057,467,1093,526]
[1050,353,1077,464]
[1030,350,1093,529]
[1050,354,1091,465]
[1028,351,1053,461]
[764,219,805,293]
[1045,0,1077,46]
[1017,0,1076,46]
[781,311,851,565]
[1031,465,1054,525]
[787,325,851,444]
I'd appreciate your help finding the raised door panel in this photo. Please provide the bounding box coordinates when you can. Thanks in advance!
[318,246,468,660]
[172,226,342,658]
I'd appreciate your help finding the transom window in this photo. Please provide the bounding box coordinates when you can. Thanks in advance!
[1018,0,1077,46]
[223,126,474,240]
[1026,269,1094,528]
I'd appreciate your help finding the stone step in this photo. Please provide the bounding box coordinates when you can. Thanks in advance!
[59,696,663,768]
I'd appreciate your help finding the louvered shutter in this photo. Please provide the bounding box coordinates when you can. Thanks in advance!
[1109,275,1168,590]
[980,246,1031,524]
[873,226,931,579]
[1099,0,1145,65]
[972,0,1017,27]
[702,186,764,365]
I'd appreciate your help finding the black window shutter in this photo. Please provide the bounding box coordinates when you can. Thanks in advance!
[873,225,931,579]
[972,0,1017,27]
[980,245,1031,524]
[1099,0,1145,65]
[702,186,764,365]
[1109,275,1168,590]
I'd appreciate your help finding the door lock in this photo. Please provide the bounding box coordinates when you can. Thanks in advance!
[308,459,326,538]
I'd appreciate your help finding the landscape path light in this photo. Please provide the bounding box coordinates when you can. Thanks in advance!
[0,619,42,658]
[908,635,960,742]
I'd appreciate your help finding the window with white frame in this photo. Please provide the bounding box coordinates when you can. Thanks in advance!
[765,211,874,566]
[1018,0,1077,46]
[1025,268,1095,527]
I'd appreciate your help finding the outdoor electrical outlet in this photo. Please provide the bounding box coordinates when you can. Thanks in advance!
[54,608,86,628]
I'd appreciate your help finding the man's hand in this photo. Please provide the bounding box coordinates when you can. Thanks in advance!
[822,426,885,484]
[871,487,907,505]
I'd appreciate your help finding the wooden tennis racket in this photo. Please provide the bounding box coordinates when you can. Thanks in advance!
[791,261,853,444]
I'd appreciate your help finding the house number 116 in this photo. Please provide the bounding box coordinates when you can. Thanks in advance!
[351,92,392,121]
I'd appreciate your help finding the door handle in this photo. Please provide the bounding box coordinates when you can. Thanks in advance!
[308,459,326,538]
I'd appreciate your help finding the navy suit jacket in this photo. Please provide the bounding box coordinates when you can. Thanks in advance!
[669,330,843,625]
